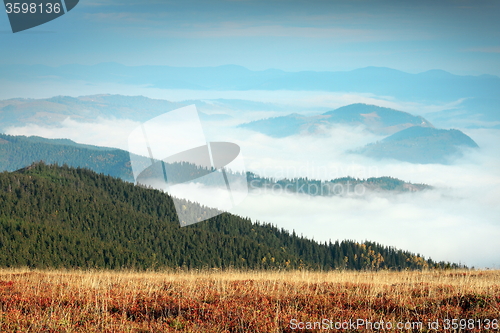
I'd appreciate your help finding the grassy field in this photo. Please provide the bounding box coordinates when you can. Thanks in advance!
[0,268,499,332]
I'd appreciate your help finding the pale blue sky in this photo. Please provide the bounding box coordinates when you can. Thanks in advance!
[0,0,499,75]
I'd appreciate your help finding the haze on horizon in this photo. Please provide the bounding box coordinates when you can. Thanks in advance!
[0,0,499,76]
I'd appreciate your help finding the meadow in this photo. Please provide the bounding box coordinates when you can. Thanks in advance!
[0,268,499,332]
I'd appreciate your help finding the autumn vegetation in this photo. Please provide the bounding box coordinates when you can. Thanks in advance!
[1,268,499,332]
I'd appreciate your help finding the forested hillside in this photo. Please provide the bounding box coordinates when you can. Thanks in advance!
[0,133,137,181]
[0,133,431,195]
[0,163,460,270]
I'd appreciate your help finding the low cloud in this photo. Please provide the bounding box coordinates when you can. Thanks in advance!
[231,187,500,268]
[214,126,500,268]
[5,117,140,151]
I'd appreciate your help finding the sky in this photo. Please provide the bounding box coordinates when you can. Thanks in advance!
[0,0,499,75]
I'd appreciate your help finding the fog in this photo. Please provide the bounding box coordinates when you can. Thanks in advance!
[5,100,500,268]
[211,125,500,268]
[0,79,462,122]
[6,117,141,152]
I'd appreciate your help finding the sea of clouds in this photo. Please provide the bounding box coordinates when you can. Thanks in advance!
[5,91,500,268]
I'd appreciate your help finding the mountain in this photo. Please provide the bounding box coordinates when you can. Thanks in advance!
[0,95,186,128]
[1,93,496,137]
[323,104,433,134]
[0,133,430,194]
[2,63,500,104]
[2,65,498,127]
[354,126,479,164]
[239,104,480,164]
[0,133,139,182]
[0,95,279,131]
[239,103,433,137]
[0,162,459,270]
[239,113,310,138]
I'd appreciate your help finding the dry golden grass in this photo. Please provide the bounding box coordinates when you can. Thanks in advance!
[1,268,499,332]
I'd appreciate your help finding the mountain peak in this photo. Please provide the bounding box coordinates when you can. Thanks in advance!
[322,103,433,134]
[356,126,479,164]
[383,126,479,148]
[417,69,455,78]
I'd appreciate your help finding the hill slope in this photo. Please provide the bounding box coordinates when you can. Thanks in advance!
[0,133,140,182]
[0,163,459,270]
[323,104,433,134]
[0,95,232,129]
[355,126,479,164]
[0,95,184,128]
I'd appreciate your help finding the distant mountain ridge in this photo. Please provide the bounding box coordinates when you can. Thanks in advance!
[2,64,499,127]
[0,94,238,129]
[323,104,433,134]
[247,173,431,195]
[2,63,499,104]
[0,93,496,137]
[0,94,481,166]
[240,103,434,137]
[0,95,181,128]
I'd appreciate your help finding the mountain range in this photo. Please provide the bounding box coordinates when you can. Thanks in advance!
[0,93,482,164]
[240,103,479,164]
[2,64,499,103]
[1,64,499,126]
